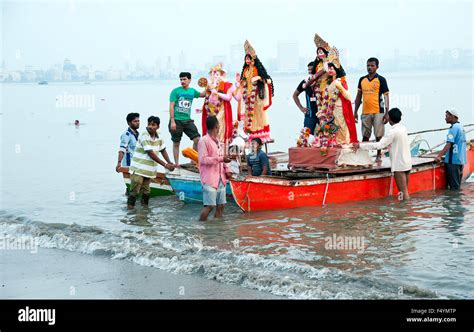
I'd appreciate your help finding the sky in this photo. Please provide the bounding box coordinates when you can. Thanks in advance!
[1,0,473,70]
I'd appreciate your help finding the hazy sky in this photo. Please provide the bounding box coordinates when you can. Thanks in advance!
[2,0,473,70]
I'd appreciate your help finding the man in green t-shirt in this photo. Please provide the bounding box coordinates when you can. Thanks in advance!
[169,72,206,166]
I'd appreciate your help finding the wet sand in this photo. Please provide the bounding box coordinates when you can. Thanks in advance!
[0,248,281,299]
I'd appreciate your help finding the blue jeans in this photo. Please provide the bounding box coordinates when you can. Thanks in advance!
[304,116,318,135]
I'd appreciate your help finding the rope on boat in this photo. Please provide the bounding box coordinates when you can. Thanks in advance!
[432,163,436,191]
[322,174,330,207]
[408,123,473,136]
[389,173,394,197]
[246,182,251,212]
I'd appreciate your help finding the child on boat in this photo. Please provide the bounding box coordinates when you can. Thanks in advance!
[127,116,175,209]
[247,138,271,176]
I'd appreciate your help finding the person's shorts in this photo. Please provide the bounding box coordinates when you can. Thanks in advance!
[202,181,226,206]
[169,119,200,143]
[361,113,385,139]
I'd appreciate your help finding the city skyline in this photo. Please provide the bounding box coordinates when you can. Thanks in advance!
[1,43,472,83]
[2,0,472,71]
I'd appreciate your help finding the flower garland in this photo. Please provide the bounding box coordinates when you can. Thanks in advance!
[242,76,257,134]
[296,127,311,147]
[312,81,340,155]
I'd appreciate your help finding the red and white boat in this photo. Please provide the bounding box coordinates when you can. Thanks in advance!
[230,148,474,212]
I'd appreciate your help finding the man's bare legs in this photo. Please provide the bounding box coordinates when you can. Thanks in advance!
[214,204,224,218]
[173,141,180,167]
[192,136,199,151]
[199,206,214,221]
[394,171,410,200]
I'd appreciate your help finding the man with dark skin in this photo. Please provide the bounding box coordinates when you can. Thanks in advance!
[293,62,319,135]
[434,110,467,190]
[197,116,232,221]
[169,73,206,167]
[116,113,140,173]
[354,58,390,161]
[127,116,175,209]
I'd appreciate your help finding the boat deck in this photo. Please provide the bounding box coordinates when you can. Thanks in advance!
[272,155,437,179]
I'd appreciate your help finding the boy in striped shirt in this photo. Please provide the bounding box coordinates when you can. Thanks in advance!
[128,116,175,209]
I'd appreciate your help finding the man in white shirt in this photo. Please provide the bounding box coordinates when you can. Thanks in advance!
[353,108,412,200]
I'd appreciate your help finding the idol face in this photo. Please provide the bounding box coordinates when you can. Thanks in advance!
[327,65,337,77]
[245,55,253,66]
[317,48,326,59]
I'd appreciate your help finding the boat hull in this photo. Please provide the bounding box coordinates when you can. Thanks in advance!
[120,167,174,197]
[166,170,233,204]
[230,149,474,212]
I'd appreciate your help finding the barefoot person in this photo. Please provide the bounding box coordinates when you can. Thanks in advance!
[128,116,175,209]
[353,108,412,200]
[169,72,206,167]
[198,116,232,221]
[116,112,140,172]
[434,109,467,190]
[353,57,390,161]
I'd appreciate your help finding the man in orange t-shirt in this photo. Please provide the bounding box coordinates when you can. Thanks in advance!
[354,57,390,160]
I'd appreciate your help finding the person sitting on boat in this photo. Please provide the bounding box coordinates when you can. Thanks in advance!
[128,116,175,209]
[247,138,271,177]
[353,108,412,200]
[434,109,467,190]
[198,116,232,221]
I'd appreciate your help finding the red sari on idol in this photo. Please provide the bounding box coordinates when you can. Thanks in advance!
[340,77,358,143]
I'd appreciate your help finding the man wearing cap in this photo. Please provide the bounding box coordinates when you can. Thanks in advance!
[435,110,467,190]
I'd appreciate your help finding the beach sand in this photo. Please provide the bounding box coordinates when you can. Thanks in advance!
[0,248,281,299]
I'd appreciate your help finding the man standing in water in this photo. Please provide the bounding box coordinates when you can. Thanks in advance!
[116,113,140,172]
[116,113,140,195]
[435,110,467,190]
[354,58,390,161]
[353,108,412,200]
[198,116,232,221]
[169,72,206,167]
[128,116,175,209]
[292,61,319,135]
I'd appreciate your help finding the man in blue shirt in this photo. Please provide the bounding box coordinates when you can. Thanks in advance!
[247,138,271,176]
[116,113,140,172]
[435,110,467,190]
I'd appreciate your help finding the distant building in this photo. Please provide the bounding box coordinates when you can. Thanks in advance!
[63,58,78,80]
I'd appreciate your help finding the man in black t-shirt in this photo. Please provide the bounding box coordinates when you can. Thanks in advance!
[293,62,319,135]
